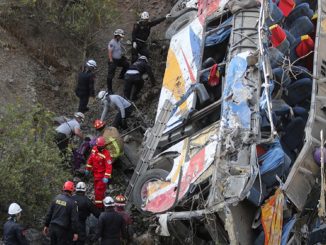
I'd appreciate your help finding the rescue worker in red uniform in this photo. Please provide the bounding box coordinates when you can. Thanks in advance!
[85,136,112,209]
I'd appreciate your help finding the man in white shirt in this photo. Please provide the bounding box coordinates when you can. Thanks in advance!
[97,91,133,130]
[55,112,85,153]
[107,29,130,94]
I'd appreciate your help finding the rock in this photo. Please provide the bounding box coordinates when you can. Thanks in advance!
[48,66,57,74]
[52,86,59,91]
[134,232,155,245]
[7,78,14,84]
[58,58,70,69]
[123,135,134,143]
[25,228,43,245]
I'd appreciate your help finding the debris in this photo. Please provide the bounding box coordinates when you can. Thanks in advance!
[318,130,326,219]
[261,188,284,245]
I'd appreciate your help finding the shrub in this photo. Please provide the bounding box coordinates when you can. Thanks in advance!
[19,0,117,41]
[0,104,70,228]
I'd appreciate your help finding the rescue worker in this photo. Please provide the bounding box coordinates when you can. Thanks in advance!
[96,196,126,245]
[123,56,156,101]
[3,203,29,245]
[55,112,85,153]
[43,181,79,245]
[131,11,171,62]
[72,182,101,245]
[114,195,133,244]
[97,91,133,130]
[107,29,129,94]
[89,119,107,149]
[94,119,106,134]
[91,119,124,160]
[75,59,97,113]
[85,136,113,209]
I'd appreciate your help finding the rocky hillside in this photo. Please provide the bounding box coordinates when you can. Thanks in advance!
[0,0,173,243]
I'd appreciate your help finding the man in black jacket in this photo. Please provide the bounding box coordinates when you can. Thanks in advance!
[72,182,100,245]
[3,203,29,245]
[75,60,97,113]
[96,196,126,245]
[43,181,79,245]
[123,56,156,101]
[131,11,170,62]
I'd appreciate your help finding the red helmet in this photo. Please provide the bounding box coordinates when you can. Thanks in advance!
[96,136,106,147]
[63,181,75,192]
[94,119,106,130]
[114,194,126,206]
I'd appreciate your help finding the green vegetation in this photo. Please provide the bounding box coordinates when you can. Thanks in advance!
[20,0,117,50]
[0,104,70,227]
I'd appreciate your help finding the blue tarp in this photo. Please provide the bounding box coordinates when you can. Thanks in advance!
[221,55,251,129]
[281,217,296,245]
[205,17,232,47]
[259,139,285,175]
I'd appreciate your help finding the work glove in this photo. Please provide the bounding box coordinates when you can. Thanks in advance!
[102,178,109,184]
[121,118,127,129]
[166,13,172,19]
[84,170,90,176]
[132,42,137,49]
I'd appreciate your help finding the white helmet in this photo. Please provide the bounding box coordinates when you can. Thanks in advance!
[8,203,22,215]
[140,11,150,20]
[97,90,108,101]
[86,59,97,68]
[114,29,125,37]
[74,112,85,122]
[76,182,86,192]
[103,196,115,207]
[138,55,148,63]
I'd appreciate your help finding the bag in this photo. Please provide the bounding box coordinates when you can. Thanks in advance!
[103,127,124,159]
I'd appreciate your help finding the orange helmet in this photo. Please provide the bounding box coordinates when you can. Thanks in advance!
[63,181,75,192]
[114,194,126,206]
[94,119,106,130]
[96,136,106,147]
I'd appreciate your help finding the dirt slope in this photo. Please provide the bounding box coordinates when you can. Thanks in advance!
[0,26,40,110]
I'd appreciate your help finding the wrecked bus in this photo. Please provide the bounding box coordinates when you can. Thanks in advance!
[125,0,326,243]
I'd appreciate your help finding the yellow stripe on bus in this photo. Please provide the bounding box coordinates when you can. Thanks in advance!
[163,49,188,112]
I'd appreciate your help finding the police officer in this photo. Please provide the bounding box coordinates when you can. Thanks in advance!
[131,11,170,62]
[96,196,126,245]
[107,29,129,94]
[3,203,29,245]
[75,60,97,113]
[43,181,79,245]
[123,55,156,101]
[72,182,100,245]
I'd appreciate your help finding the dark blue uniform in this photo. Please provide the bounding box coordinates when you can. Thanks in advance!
[96,208,126,245]
[3,219,29,245]
[72,194,100,245]
[75,70,95,113]
[131,16,166,62]
[44,193,79,245]
[123,59,156,101]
